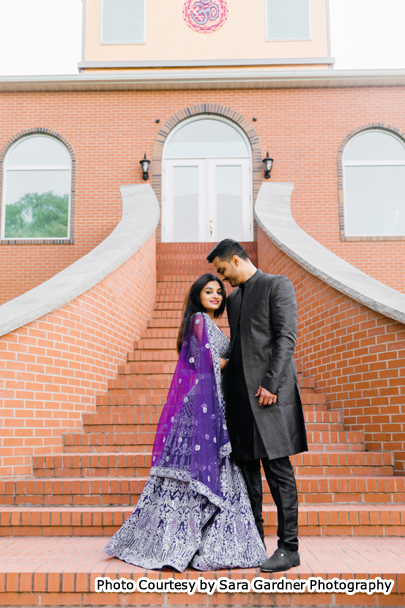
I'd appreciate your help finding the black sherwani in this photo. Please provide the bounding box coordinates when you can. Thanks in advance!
[224,269,307,551]
[225,269,307,460]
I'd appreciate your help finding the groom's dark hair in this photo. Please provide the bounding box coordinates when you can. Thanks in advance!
[206,239,249,263]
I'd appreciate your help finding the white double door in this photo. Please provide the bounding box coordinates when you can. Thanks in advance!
[163,158,252,242]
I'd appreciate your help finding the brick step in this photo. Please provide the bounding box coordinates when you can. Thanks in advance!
[156,262,258,277]
[79,422,343,436]
[156,263,258,277]
[141,327,231,339]
[107,375,172,390]
[91,406,330,422]
[127,349,178,362]
[107,373,314,391]
[62,430,364,452]
[92,404,328,418]
[157,274,207,282]
[1,535,403,607]
[118,362,177,374]
[0,535,403,607]
[156,294,214,303]
[154,302,183,311]
[125,349,317,379]
[95,391,325,408]
[156,290,233,302]
[157,249,257,259]
[33,451,394,479]
[1,505,404,537]
[156,252,258,261]
[1,475,404,507]
[147,317,229,328]
[96,394,168,406]
[133,338,179,350]
[104,387,317,400]
[152,291,226,301]
[81,409,341,429]
[95,394,168,406]
[154,291,233,302]
[79,420,343,434]
[62,441,363,454]
[151,309,184,319]
[117,359,305,375]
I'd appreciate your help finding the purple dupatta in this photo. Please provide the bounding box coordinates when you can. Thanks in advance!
[150,313,231,509]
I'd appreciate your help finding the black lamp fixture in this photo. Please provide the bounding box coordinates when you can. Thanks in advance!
[262,152,274,179]
[140,154,151,181]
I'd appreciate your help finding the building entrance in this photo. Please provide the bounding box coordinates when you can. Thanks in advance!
[162,117,253,242]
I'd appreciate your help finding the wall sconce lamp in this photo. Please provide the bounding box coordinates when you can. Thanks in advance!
[262,152,274,179]
[140,154,151,181]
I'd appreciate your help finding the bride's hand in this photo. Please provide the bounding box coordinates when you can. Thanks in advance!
[220,358,228,370]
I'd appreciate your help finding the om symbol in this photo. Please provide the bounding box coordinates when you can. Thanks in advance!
[183,0,228,33]
[191,1,219,25]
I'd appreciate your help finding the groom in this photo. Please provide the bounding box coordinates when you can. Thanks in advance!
[207,239,307,573]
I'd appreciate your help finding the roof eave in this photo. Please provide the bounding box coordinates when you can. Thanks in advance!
[1,68,405,92]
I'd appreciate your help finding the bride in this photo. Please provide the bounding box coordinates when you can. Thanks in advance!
[104,273,267,571]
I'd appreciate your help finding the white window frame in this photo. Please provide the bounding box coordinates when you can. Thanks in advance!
[100,0,147,45]
[162,115,253,243]
[342,129,405,237]
[265,0,312,42]
[1,134,72,241]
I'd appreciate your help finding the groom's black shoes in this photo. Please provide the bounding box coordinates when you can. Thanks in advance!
[260,548,300,572]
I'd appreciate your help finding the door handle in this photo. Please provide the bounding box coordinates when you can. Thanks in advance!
[210,219,213,237]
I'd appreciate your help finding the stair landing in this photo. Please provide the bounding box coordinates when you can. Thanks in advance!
[0,535,404,606]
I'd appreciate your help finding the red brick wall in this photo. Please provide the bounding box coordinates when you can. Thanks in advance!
[0,233,156,476]
[258,226,405,474]
[1,86,405,304]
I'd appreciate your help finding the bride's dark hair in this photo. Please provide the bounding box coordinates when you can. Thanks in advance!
[177,273,226,354]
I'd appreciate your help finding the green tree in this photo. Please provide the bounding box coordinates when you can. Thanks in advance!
[4,191,69,238]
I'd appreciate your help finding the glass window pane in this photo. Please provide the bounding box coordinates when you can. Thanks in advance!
[216,165,244,242]
[173,166,199,242]
[166,120,249,158]
[8,136,71,166]
[102,0,145,43]
[4,170,70,238]
[345,131,405,162]
[266,0,310,40]
[345,166,405,236]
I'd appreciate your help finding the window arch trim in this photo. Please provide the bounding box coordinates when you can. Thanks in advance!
[338,124,405,242]
[0,129,76,245]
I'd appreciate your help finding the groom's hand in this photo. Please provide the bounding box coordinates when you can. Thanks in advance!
[255,386,277,406]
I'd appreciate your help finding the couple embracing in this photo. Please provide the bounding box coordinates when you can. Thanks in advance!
[104,239,308,573]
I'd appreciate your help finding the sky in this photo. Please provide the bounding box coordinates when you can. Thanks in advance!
[0,0,405,76]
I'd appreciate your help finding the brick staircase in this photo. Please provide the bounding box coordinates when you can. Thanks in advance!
[0,242,404,606]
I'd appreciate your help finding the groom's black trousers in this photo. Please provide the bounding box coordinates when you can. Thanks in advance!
[237,457,299,552]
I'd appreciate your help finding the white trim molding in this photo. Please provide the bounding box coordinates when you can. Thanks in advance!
[2,69,405,93]
[78,57,332,70]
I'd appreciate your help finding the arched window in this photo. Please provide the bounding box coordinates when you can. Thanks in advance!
[165,118,250,159]
[1,135,72,240]
[163,116,252,243]
[343,130,405,237]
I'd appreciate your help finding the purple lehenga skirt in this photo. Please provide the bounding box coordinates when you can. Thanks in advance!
[104,313,267,571]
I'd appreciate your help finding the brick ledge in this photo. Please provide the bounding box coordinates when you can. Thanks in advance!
[255,182,405,325]
[0,184,159,337]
